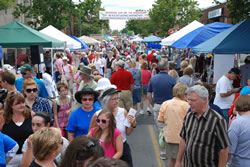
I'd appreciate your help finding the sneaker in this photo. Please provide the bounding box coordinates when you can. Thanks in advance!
[139,110,144,115]
[160,152,167,160]
[147,109,152,115]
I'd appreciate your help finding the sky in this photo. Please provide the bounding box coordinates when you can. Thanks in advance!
[100,0,225,30]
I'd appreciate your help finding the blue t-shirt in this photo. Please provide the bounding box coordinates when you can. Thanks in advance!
[15,77,48,98]
[128,68,141,89]
[240,86,250,95]
[67,106,99,137]
[0,132,17,166]
[148,72,176,104]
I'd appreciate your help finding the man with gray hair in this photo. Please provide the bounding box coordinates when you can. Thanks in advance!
[175,85,230,167]
[147,60,176,159]
[110,60,134,111]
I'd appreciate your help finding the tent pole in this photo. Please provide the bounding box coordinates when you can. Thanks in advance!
[15,48,17,74]
[51,49,54,80]
[207,54,213,84]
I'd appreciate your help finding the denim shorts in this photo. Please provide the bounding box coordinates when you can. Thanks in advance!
[142,85,148,95]
[132,88,141,104]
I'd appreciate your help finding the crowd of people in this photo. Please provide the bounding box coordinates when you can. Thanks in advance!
[0,39,250,167]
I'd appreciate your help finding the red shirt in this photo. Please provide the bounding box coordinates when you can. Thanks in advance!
[110,69,134,90]
[67,53,73,65]
[147,53,153,65]
[89,54,96,63]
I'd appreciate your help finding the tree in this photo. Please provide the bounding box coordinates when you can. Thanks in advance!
[0,0,15,10]
[13,0,74,31]
[74,0,109,36]
[226,0,250,24]
[149,0,202,37]
[125,20,156,37]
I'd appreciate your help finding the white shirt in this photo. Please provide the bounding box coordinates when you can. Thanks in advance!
[63,65,71,80]
[214,75,235,109]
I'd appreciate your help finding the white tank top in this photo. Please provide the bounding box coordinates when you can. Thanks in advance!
[115,107,127,142]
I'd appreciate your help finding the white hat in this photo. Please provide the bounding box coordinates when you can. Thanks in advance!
[95,78,117,91]
[62,56,68,61]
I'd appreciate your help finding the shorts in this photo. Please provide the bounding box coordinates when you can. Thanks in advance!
[165,143,179,159]
[142,85,148,95]
[66,79,73,88]
[132,88,141,104]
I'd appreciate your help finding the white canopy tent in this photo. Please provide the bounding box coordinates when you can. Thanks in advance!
[79,35,101,45]
[40,25,81,49]
[131,37,143,42]
[161,20,203,46]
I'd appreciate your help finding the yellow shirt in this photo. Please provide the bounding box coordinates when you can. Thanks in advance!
[158,97,190,144]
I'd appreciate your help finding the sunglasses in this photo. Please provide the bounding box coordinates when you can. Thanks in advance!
[82,98,94,102]
[21,72,27,75]
[96,118,109,124]
[26,88,38,93]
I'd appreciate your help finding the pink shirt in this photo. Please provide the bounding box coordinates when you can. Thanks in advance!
[91,128,121,158]
[141,69,151,85]
[54,58,63,73]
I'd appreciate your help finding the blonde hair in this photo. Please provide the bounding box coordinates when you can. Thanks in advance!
[173,83,188,100]
[168,70,179,79]
[183,67,194,76]
[32,127,62,161]
[180,61,188,69]
[189,57,197,69]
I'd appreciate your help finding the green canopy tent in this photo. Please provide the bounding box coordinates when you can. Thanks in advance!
[0,21,64,48]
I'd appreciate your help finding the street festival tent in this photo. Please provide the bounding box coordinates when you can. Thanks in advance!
[131,36,143,42]
[0,21,64,48]
[70,36,88,50]
[40,25,81,49]
[171,22,232,48]
[161,20,203,46]
[79,35,100,45]
[141,35,162,43]
[193,19,250,54]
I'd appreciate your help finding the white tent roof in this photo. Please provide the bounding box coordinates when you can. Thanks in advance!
[78,35,100,45]
[132,37,143,42]
[161,20,203,46]
[40,25,81,49]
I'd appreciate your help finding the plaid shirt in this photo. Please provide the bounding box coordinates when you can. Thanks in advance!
[180,108,230,167]
[32,97,53,119]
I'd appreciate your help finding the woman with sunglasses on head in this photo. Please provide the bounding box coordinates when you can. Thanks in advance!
[59,136,104,167]
[89,87,136,167]
[23,78,53,119]
[67,88,99,142]
[88,109,123,159]
[29,127,62,167]
[2,91,33,167]
[21,112,69,167]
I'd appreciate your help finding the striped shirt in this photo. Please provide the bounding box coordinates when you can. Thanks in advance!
[180,108,230,167]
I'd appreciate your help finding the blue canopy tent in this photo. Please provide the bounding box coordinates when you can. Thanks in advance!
[70,36,88,49]
[141,35,162,43]
[193,19,250,54]
[171,22,232,48]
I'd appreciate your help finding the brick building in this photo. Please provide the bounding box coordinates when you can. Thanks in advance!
[200,1,232,25]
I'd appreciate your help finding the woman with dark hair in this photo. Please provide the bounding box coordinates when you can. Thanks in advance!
[89,87,136,167]
[59,136,104,167]
[87,157,129,167]
[21,112,69,167]
[88,110,123,159]
[2,91,33,166]
[228,95,250,167]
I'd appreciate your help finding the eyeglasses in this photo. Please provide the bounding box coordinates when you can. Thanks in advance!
[82,98,94,102]
[21,72,27,75]
[96,118,109,124]
[187,98,200,103]
[26,88,38,93]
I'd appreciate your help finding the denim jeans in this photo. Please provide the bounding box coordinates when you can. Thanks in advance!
[221,108,229,124]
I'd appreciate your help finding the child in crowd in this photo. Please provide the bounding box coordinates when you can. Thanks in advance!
[88,110,123,159]
[150,63,158,76]
[53,83,72,137]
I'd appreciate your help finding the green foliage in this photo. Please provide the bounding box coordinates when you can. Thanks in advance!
[149,0,202,37]
[0,0,15,10]
[125,20,156,37]
[226,0,250,24]
[13,0,73,30]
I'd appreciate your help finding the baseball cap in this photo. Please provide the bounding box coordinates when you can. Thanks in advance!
[20,64,32,72]
[228,68,240,75]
